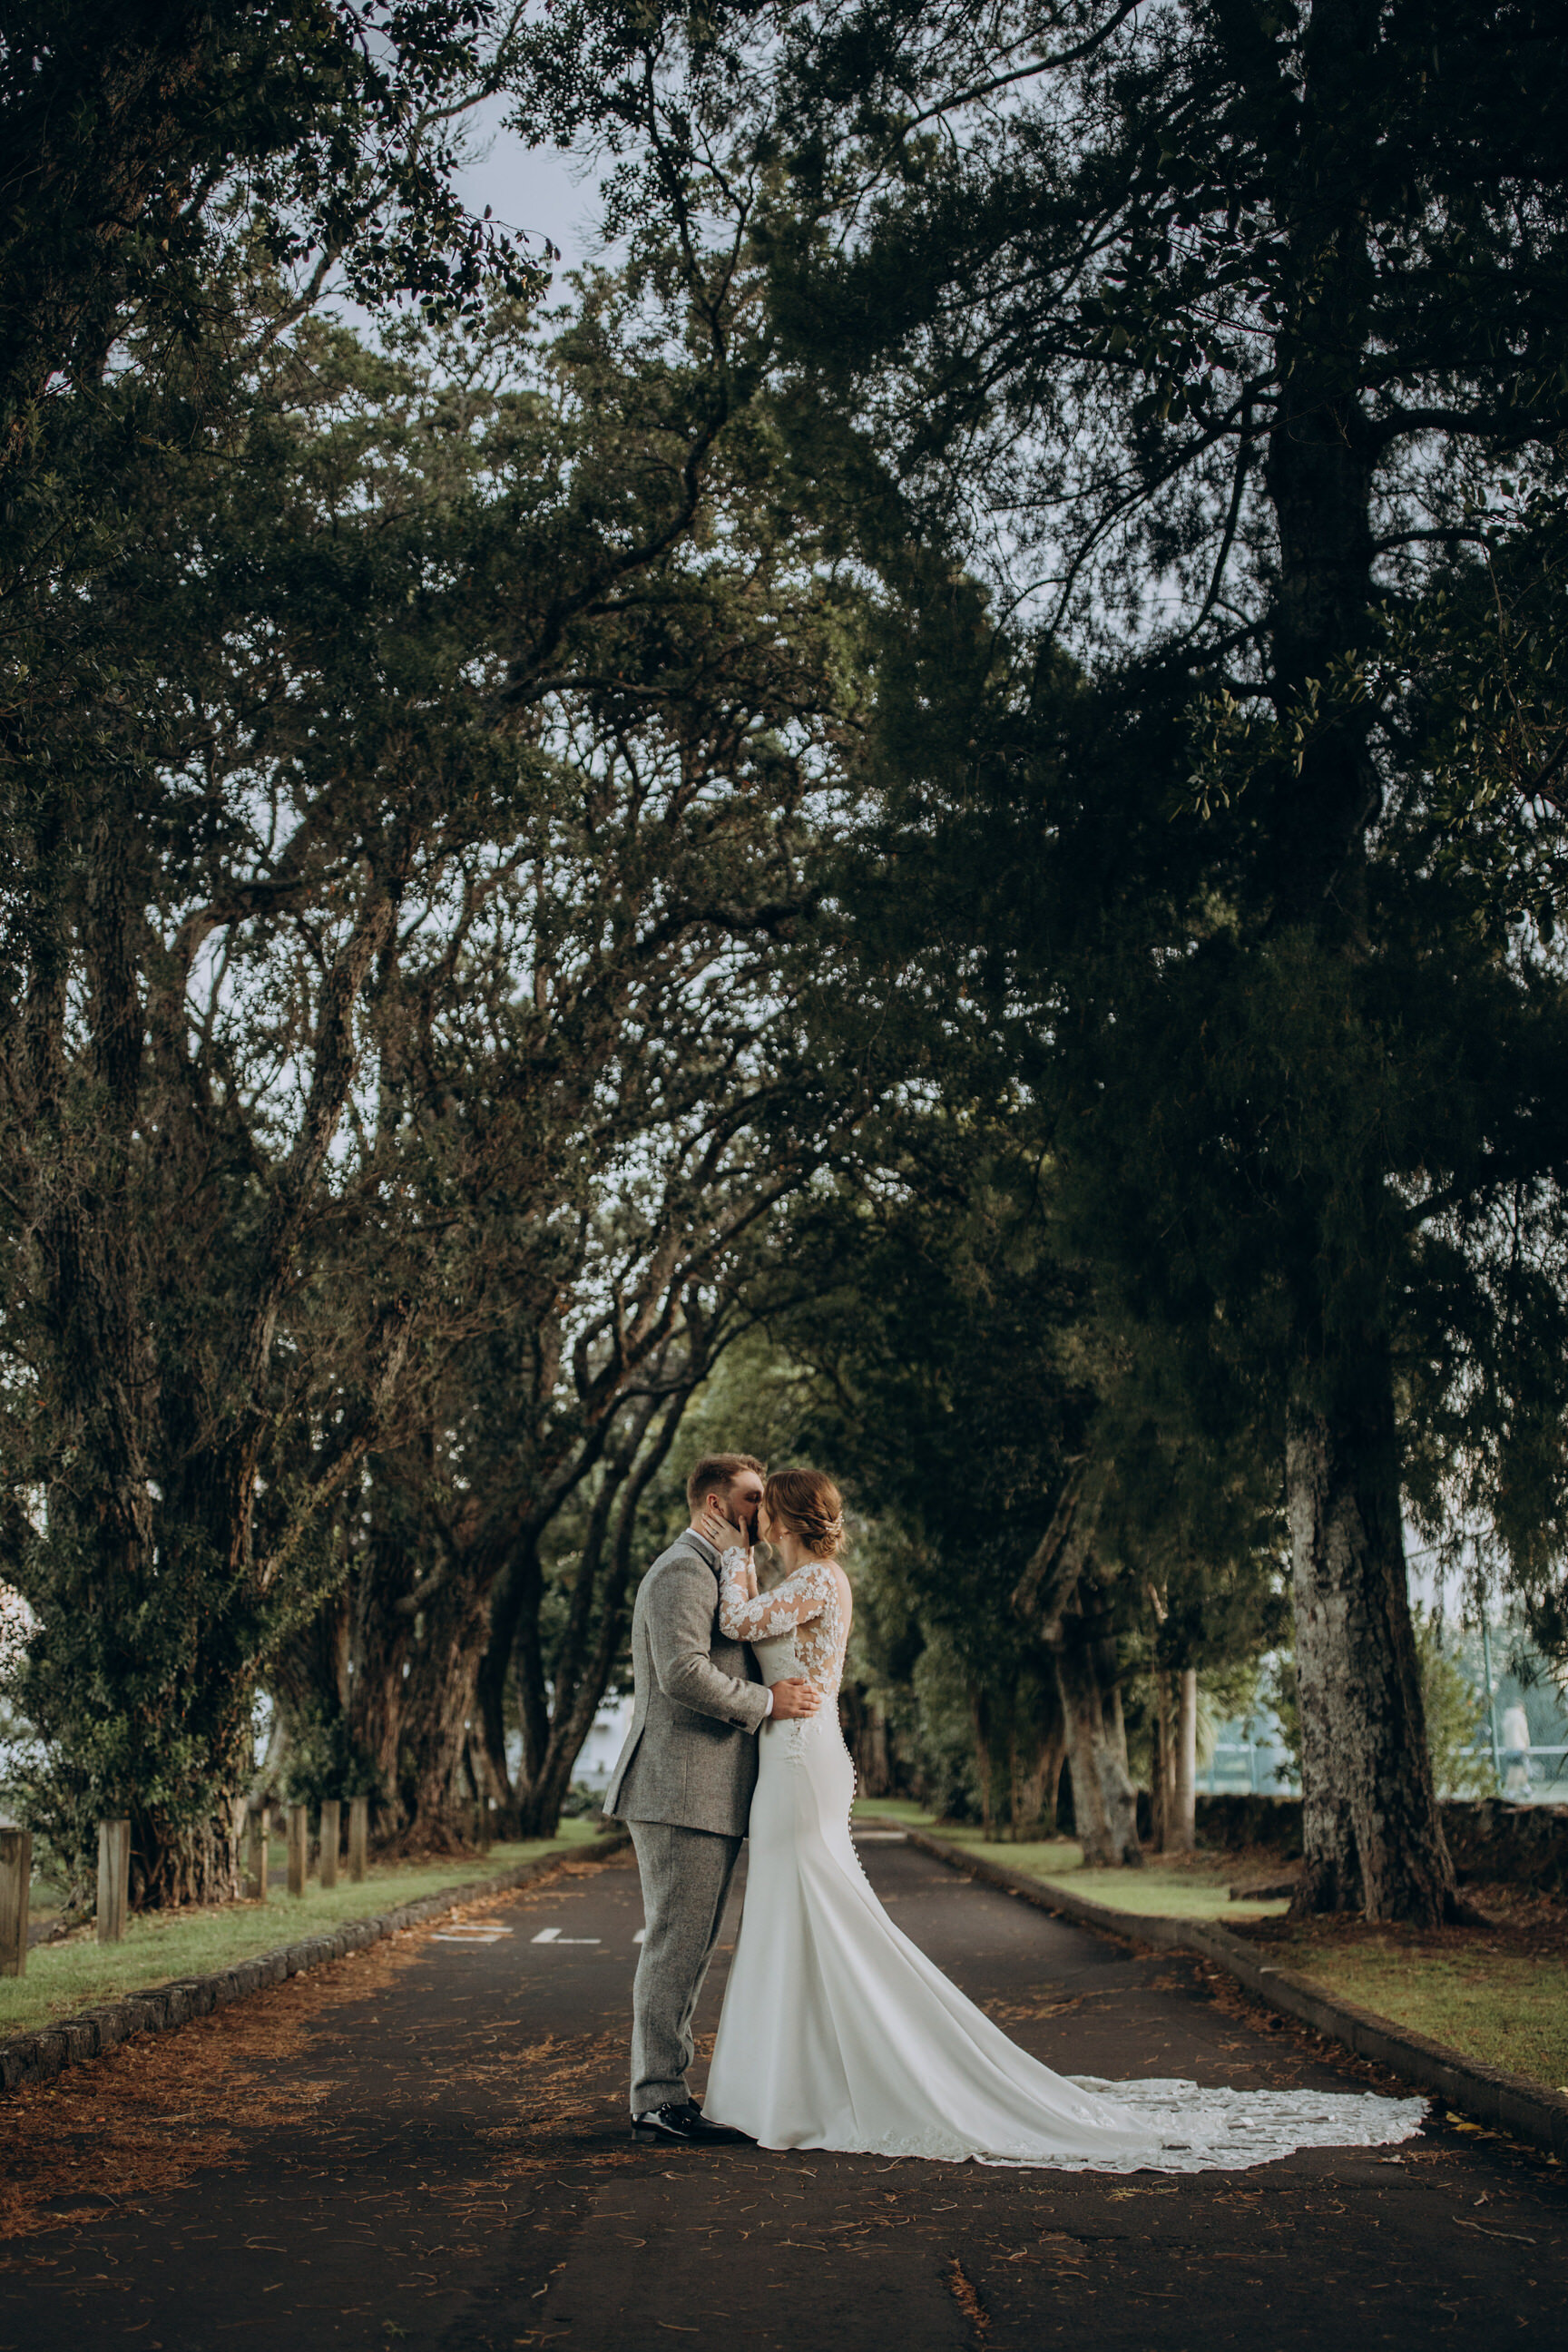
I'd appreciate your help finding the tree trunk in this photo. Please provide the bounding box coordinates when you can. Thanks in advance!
[1257,12,1455,1926]
[1050,1581,1142,1868]
[1010,1715,1065,1841]
[1170,1668,1198,1856]
[1150,1669,1175,1852]
[511,1387,691,1839]
[344,1595,414,1838]
[475,1553,526,1825]
[397,1578,494,1848]
[839,1686,898,1798]
[1018,1490,1139,1866]
[867,1701,895,1798]
[1263,0,1383,929]
[129,1807,243,1909]
[970,1686,999,1838]
[967,1671,1065,1842]
[1287,1378,1458,1924]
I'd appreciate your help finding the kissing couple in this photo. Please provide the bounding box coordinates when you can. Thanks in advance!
[603,1453,1425,2171]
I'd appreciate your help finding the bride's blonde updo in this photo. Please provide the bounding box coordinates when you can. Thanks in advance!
[764,1466,846,1560]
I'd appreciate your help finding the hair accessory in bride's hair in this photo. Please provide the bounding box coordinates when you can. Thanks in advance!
[763,1465,847,1559]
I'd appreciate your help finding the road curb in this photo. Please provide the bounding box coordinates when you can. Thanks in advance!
[903,1825,1568,2163]
[0,1828,631,2101]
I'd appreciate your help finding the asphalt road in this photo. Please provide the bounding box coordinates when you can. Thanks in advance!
[1,1834,1562,2351]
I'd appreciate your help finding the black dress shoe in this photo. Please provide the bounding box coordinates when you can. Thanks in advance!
[632,2101,751,2145]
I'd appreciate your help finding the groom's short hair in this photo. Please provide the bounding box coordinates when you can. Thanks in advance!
[686,1453,765,1513]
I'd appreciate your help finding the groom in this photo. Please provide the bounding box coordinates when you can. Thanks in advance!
[603,1451,820,2143]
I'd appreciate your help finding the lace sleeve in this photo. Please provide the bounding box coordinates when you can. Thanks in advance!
[717,1555,836,1642]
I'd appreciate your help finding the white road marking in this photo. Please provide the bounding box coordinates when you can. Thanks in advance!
[432,1928,506,1944]
[632,1928,645,1944]
[531,1926,602,1945]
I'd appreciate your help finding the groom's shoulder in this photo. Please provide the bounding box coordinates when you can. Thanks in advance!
[638,1531,716,1607]
[646,1530,710,1581]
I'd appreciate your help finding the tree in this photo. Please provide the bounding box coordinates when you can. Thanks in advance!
[229,245,873,1851]
[0,201,866,1894]
[1,284,537,1898]
[305,923,851,1849]
[630,0,1568,1922]
[0,0,571,1905]
[742,538,1292,1847]
[0,0,550,478]
[1376,494,1568,1673]
[728,1056,1258,1859]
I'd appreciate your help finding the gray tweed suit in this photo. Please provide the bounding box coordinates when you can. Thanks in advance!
[603,1527,770,2113]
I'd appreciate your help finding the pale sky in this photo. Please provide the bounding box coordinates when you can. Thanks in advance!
[323,95,605,340]
[452,94,606,278]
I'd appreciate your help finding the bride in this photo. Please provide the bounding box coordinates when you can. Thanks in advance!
[698,1465,1424,2172]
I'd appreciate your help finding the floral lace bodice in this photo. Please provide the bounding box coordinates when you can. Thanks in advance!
[716,1552,849,1702]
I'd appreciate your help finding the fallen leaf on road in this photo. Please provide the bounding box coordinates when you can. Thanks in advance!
[946,2257,992,2342]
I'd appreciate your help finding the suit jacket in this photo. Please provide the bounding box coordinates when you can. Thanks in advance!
[603,1528,770,1837]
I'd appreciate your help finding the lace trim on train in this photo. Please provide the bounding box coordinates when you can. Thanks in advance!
[771,2081,1427,2172]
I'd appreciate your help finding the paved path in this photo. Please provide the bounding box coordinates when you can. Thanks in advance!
[2,1836,1563,2350]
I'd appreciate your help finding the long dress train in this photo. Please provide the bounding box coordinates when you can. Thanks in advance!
[703,1553,1425,2172]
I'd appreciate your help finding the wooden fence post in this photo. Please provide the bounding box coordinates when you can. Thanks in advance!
[97,1818,130,1944]
[287,1803,309,1897]
[348,1795,368,1884]
[318,1798,340,1891]
[245,1804,270,1900]
[0,1828,29,1978]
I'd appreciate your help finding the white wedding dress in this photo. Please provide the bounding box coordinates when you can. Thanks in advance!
[703,1553,1426,2171]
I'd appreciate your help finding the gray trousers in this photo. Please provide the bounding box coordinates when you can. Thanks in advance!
[627,1819,744,2113]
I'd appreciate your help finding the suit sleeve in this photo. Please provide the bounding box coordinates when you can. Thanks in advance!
[646,1557,771,1732]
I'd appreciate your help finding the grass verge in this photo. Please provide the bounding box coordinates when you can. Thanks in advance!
[851,1797,1291,1920]
[1232,1898,1568,2099]
[1,1819,606,2039]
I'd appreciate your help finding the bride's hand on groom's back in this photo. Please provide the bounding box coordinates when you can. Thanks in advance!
[769,1678,820,1720]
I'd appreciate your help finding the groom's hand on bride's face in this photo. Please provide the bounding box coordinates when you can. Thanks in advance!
[769,1678,820,1720]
